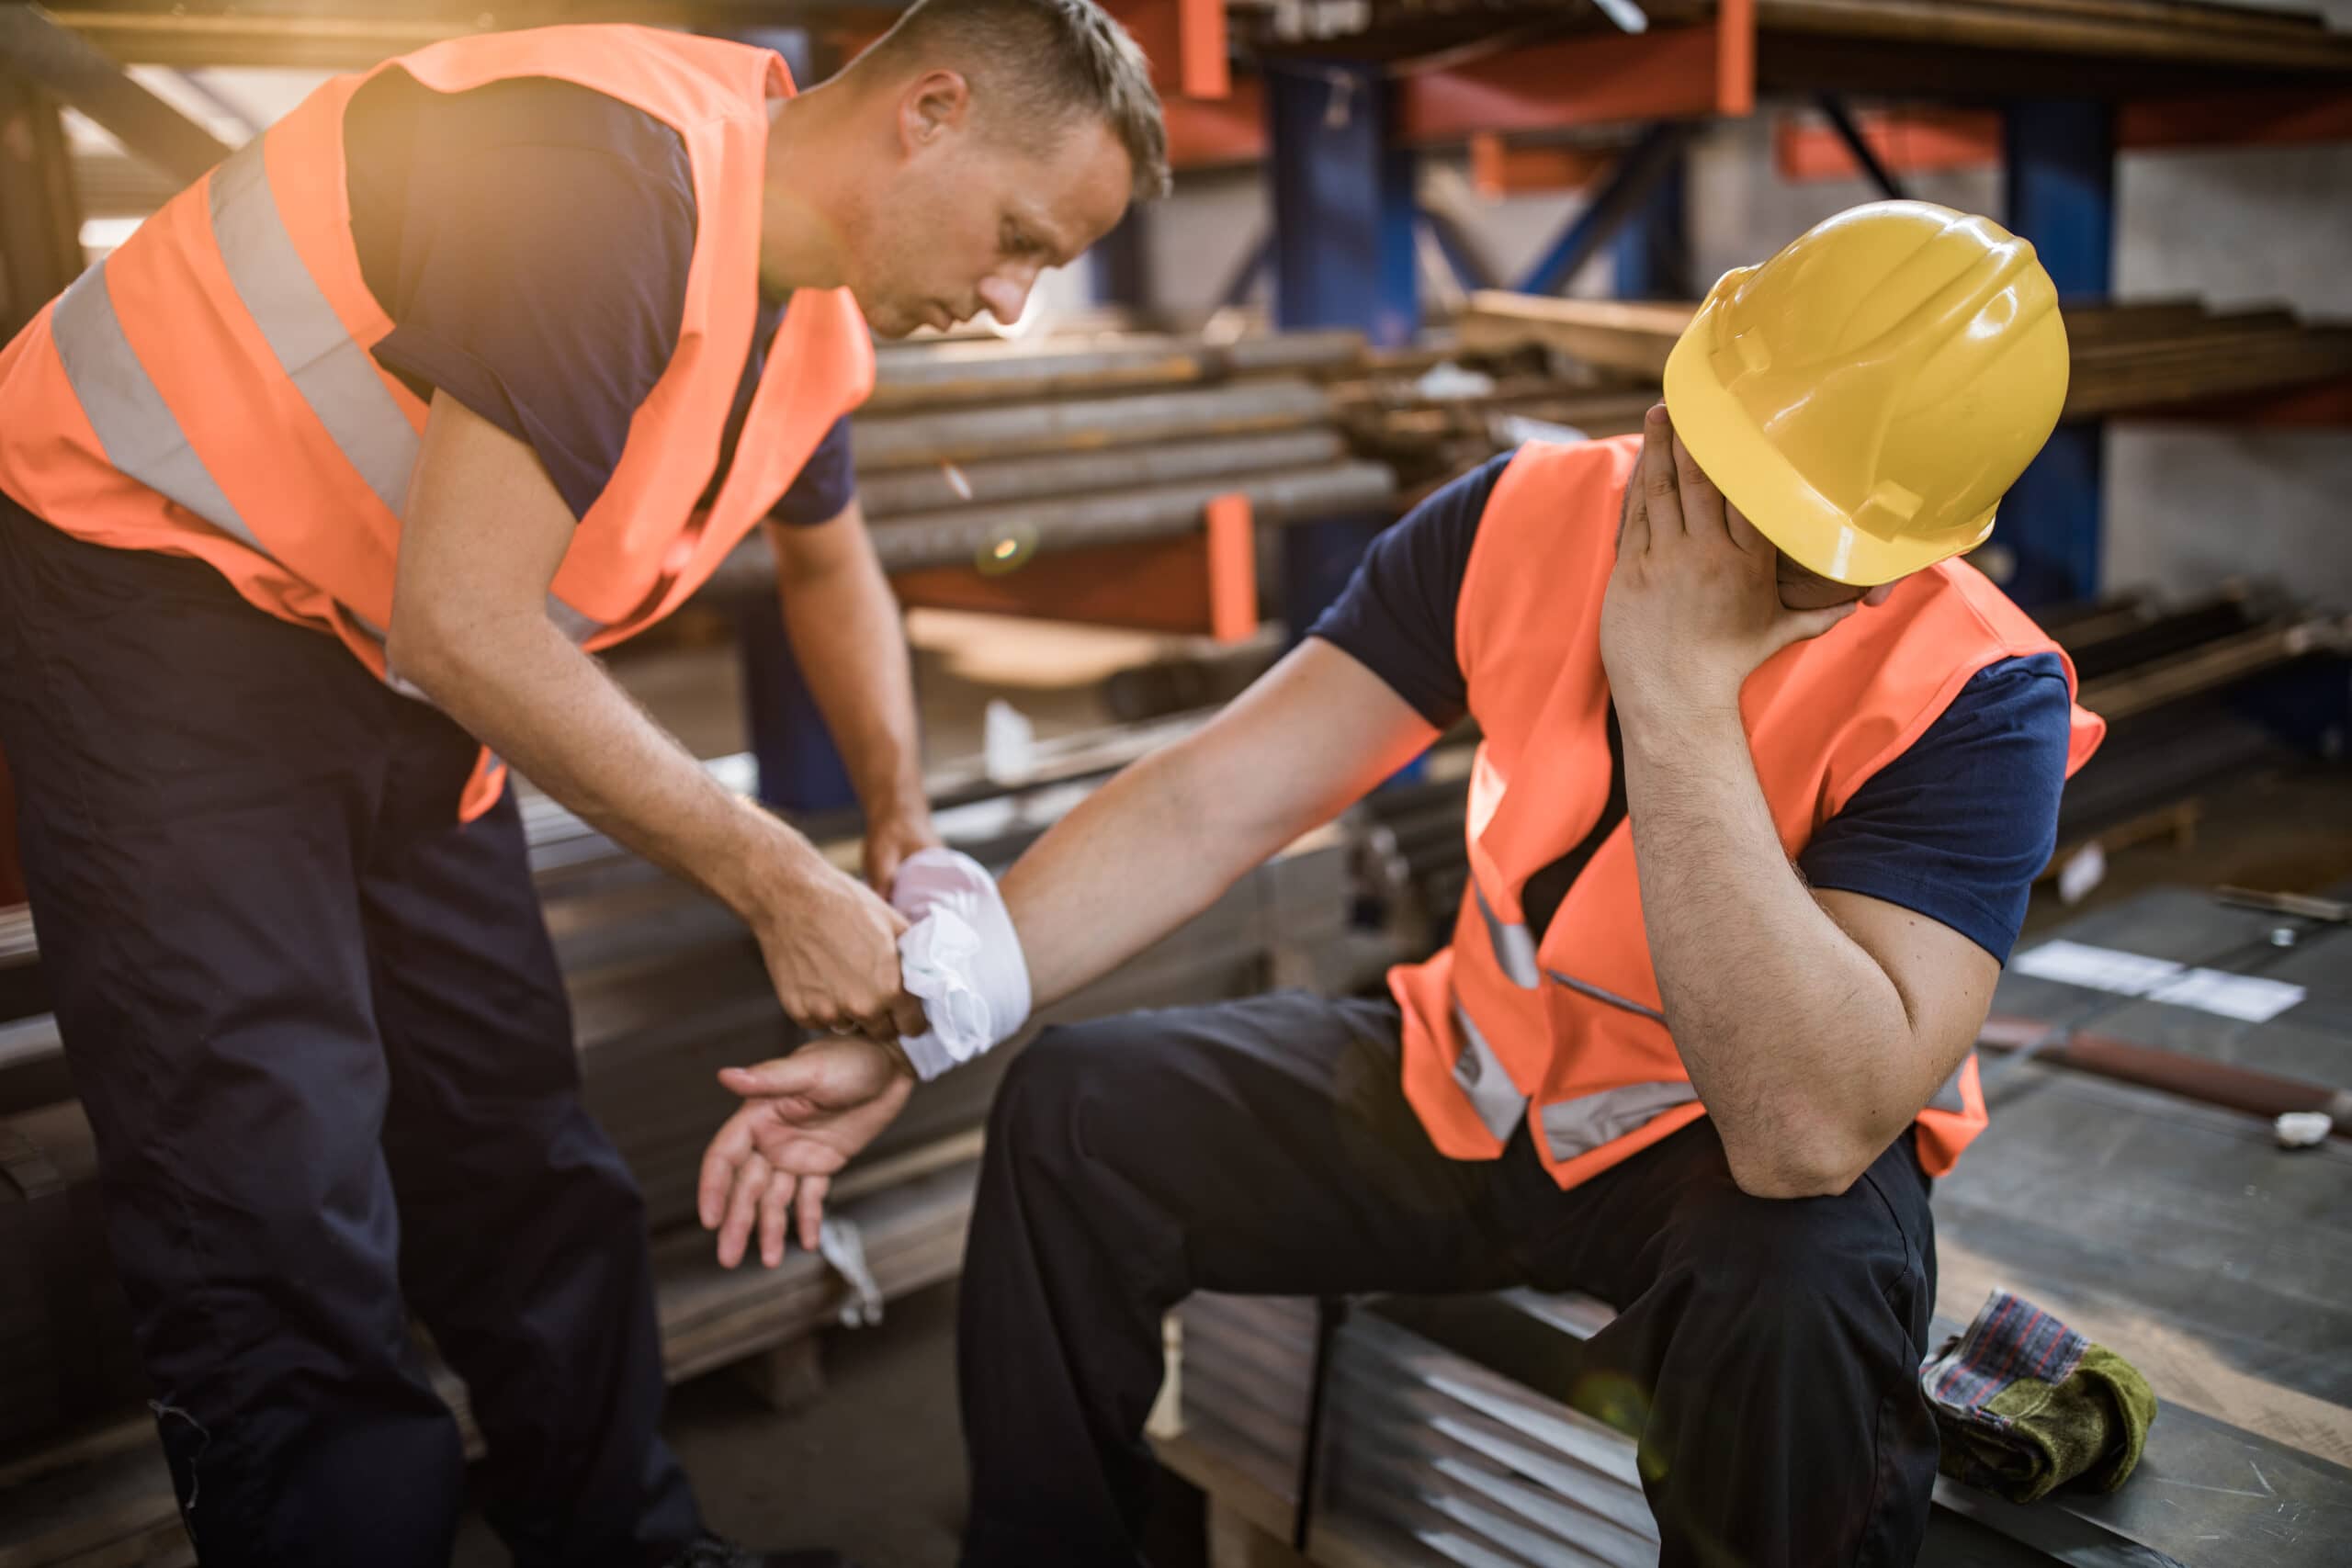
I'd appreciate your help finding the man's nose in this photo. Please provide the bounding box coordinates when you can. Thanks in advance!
[978,267,1036,327]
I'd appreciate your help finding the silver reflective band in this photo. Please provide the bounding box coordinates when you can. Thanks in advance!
[51,141,615,681]
[1928,1055,1972,1114]
[1540,1080,1701,1164]
[546,595,605,645]
[51,264,262,551]
[1475,884,1542,989]
[209,139,421,521]
[1546,967,1666,1024]
[1451,1003,1531,1143]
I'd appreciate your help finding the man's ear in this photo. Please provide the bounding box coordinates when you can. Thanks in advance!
[900,68,972,152]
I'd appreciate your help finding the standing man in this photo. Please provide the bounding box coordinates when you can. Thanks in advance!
[706,203,2106,1566]
[0,4,1165,1565]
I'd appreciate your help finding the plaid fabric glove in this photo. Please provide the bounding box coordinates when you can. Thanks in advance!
[1921,1289,2158,1505]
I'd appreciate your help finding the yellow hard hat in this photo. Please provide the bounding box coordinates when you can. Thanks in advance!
[1663,200,2069,586]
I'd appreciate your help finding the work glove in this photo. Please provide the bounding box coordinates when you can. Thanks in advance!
[889,848,1032,1080]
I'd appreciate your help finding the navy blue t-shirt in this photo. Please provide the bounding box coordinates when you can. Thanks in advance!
[1310,452,2073,963]
[343,69,854,527]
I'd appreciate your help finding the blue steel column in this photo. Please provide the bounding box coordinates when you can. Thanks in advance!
[1265,62,1418,637]
[736,592,859,814]
[2000,98,2115,607]
[1606,143,1690,302]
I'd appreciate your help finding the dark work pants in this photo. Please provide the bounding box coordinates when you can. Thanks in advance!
[959,991,1941,1568]
[0,495,697,1566]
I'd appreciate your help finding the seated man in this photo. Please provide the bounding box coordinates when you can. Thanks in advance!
[699,201,2105,1567]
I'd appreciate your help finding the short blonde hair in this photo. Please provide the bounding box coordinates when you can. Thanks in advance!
[858,0,1171,200]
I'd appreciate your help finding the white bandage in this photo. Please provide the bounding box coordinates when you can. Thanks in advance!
[890,848,1033,1080]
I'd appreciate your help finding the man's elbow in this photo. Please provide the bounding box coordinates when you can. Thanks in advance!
[385,604,481,700]
[1720,1119,1877,1201]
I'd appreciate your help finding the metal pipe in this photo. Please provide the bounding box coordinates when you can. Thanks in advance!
[2079,618,2347,721]
[864,461,1396,574]
[864,330,1366,412]
[702,460,1395,598]
[852,378,1335,469]
[1978,1014,2352,1135]
[858,429,1345,518]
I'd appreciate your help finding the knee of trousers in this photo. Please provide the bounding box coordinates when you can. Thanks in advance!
[983,1015,1204,1177]
[477,1106,654,1264]
[1657,1179,1928,1359]
[105,1176,415,1405]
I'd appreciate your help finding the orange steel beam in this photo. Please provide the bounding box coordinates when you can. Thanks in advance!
[1165,78,1265,168]
[1467,133,1617,196]
[1204,492,1256,643]
[1106,0,1229,99]
[1396,7,1757,145]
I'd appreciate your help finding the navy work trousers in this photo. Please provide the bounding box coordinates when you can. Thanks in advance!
[959,991,1944,1568]
[0,493,697,1565]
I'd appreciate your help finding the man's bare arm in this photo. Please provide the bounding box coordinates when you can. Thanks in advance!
[1621,710,1996,1199]
[767,506,937,889]
[1603,406,1996,1198]
[390,391,920,1038]
[1004,638,1439,1010]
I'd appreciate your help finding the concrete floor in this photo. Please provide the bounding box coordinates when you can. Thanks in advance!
[452,1282,974,1568]
[451,1280,1202,1568]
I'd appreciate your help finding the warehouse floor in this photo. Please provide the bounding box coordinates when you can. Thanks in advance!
[454,1282,975,1568]
[447,760,2352,1568]
[449,1280,1204,1567]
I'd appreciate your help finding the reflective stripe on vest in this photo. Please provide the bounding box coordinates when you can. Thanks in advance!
[1458,963,1686,1163]
[1451,1002,1530,1143]
[50,138,608,657]
[209,140,419,520]
[1928,1055,1970,1114]
[1475,884,1542,989]
[1546,966,1665,1024]
[1470,965,1973,1157]
[1540,1080,1702,1164]
[52,265,257,551]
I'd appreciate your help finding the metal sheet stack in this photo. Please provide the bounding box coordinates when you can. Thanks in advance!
[0,1100,144,1452]
[2048,585,2350,857]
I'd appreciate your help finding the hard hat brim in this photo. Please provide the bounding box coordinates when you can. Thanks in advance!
[1662,310,1996,588]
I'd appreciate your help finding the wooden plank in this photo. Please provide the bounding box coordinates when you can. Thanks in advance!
[1457,292,1694,378]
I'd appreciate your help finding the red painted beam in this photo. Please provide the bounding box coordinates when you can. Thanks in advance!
[2143,376,2352,428]
[1776,106,2000,182]
[1396,25,1738,144]
[1164,78,1264,168]
[1779,91,2352,184]
[2119,89,2352,151]
[889,499,1261,638]
[1105,0,1229,99]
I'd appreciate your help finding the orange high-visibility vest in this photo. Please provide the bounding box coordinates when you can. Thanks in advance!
[1388,437,2106,1189]
[0,26,874,818]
